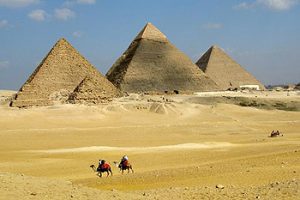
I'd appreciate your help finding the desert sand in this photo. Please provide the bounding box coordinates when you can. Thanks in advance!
[0,90,299,199]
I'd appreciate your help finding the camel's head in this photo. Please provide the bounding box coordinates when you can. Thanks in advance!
[90,164,95,168]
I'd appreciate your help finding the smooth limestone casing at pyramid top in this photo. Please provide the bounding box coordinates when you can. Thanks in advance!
[106,23,219,94]
[196,45,265,90]
[11,38,120,107]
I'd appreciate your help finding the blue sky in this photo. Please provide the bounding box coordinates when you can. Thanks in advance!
[0,0,299,90]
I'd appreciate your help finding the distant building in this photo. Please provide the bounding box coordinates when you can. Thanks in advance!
[239,85,260,90]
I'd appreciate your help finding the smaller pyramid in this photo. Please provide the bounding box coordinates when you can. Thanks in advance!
[11,38,120,107]
[106,23,219,93]
[196,45,265,90]
[68,76,118,104]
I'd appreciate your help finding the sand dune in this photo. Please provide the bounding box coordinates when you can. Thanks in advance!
[30,142,235,154]
[0,91,299,199]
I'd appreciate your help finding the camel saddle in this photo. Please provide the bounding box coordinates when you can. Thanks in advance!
[98,163,110,171]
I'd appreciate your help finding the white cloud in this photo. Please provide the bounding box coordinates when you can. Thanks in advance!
[233,2,256,10]
[0,19,8,28]
[0,0,39,8]
[72,31,83,38]
[258,0,299,10]
[0,61,9,70]
[63,0,96,6]
[234,0,299,11]
[203,23,223,30]
[54,8,75,21]
[28,9,48,21]
[76,0,96,4]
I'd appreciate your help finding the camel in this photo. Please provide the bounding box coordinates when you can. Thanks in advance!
[270,130,283,138]
[114,161,134,174]
[90,164,113,177]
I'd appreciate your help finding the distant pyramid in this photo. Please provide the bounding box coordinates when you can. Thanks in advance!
[68,76,117,104]
[196,45,265,90]
[11,38,120,107]
[106,23,219,94]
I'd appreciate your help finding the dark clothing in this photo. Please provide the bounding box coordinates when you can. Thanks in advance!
[120,160,128,168]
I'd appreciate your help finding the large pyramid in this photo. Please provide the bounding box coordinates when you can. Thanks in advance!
[106,23,219,94]
[196,45,265,90]
[11,38,120,107]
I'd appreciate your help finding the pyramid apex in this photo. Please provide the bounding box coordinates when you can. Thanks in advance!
[54,38,70,46]
[210,45,226,53]
[134,23,168,42]
[57,38,67,42]
[211,45,220,49]
[52,38,74,50]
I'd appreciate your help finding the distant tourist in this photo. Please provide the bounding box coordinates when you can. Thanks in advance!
[270,130,283,137]
[118,155,134,174]
[120,155,129,168]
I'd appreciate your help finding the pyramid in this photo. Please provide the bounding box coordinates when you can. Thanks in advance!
[11,38,120,107]
[106,23,219,94]
[68,76,117,104]
[196,45,265,90]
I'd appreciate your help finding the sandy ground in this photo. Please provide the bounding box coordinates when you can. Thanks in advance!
[0,91,299,199]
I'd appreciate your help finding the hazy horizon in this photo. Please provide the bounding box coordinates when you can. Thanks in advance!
[0,0,299,90]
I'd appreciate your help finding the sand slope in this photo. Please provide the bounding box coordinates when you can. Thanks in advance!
[0,91,299,199]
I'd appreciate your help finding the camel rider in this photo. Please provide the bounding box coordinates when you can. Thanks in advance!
[120,155,128,167]
[98,159,106,170]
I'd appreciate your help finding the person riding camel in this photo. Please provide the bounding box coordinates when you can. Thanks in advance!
[97,159,106,171]
[120,155,129,168]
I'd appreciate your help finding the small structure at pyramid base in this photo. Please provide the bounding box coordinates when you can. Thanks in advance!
[10,38,121,108]
[106,23,219,94]
[68,76,118,104]
[196,45,265,91]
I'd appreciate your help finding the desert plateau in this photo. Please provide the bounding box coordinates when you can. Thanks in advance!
[1,90,299,199]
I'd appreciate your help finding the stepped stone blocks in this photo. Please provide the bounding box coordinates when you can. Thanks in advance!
[106,23,219,94]
[196,45,265,90]
[11,38,120,107]
[68,76,117,104]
